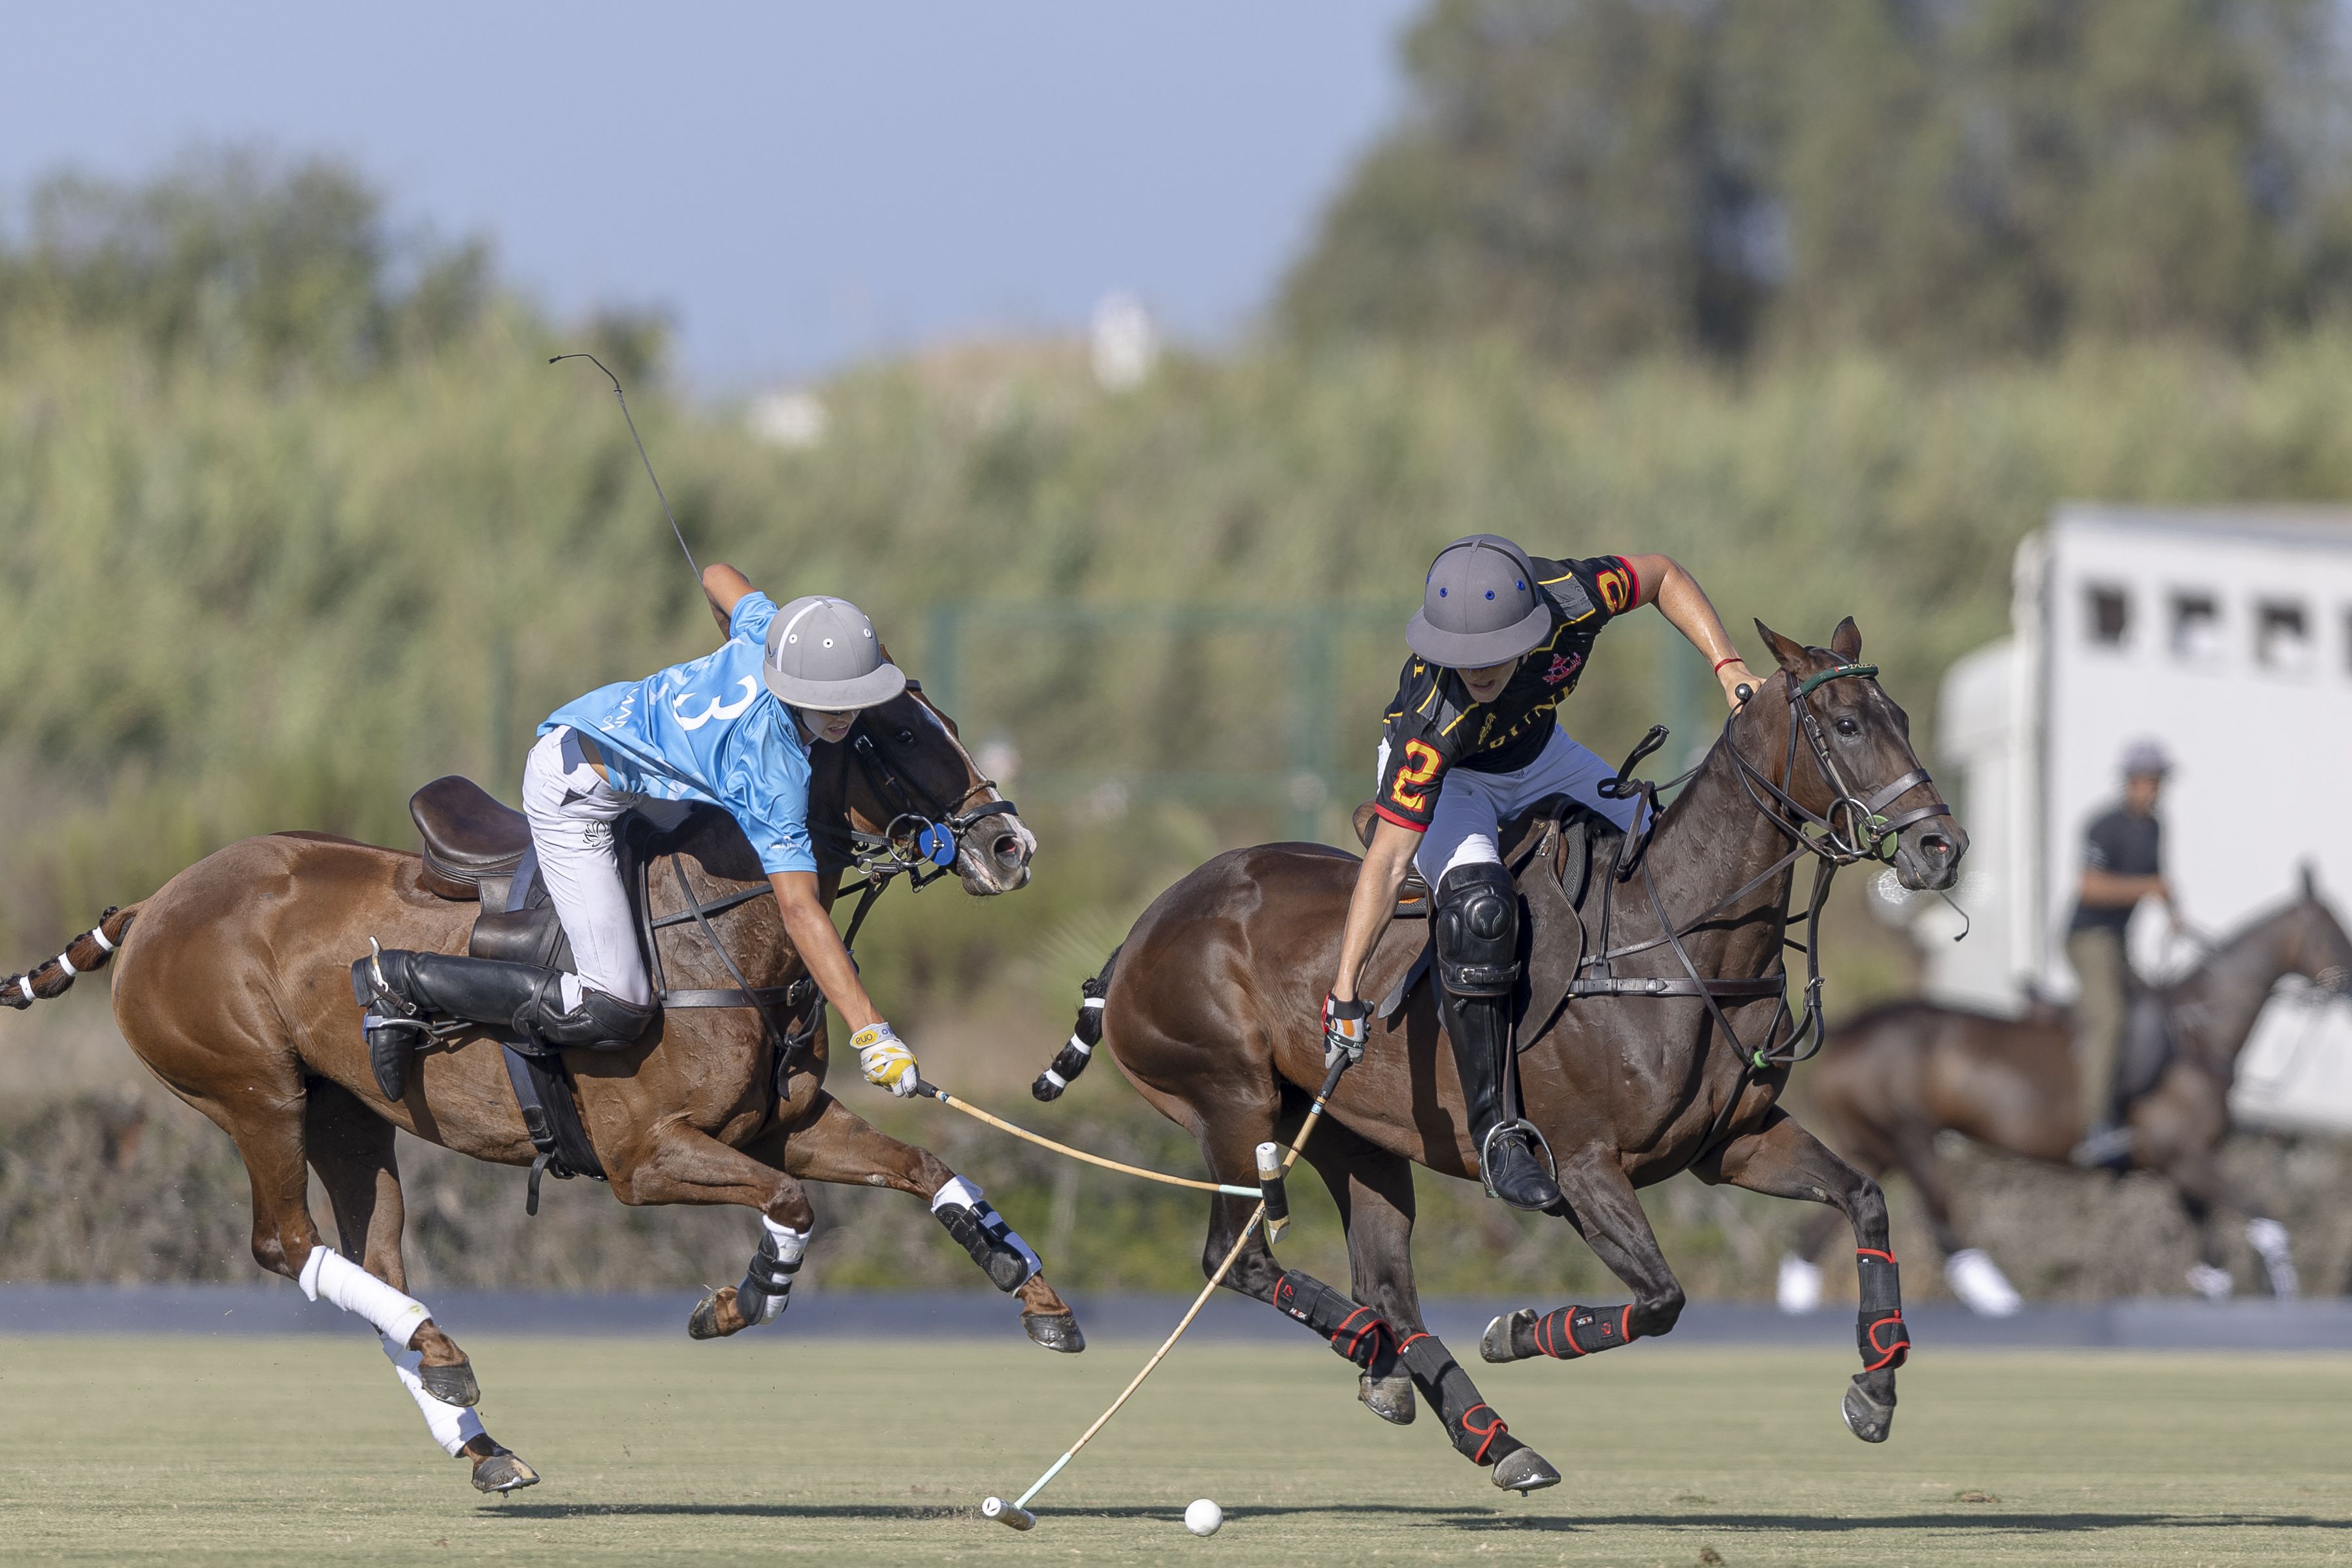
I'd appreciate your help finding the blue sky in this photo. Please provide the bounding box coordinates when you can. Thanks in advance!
[1,3,1418,390]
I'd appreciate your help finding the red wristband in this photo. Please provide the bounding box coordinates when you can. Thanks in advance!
[1712,656,1741,674]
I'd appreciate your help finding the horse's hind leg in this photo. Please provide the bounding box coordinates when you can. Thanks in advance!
[302,1082,535,1493]
[2159,1149,2298,1300]
[1301,1123,1561,1494]
[1699,1108,1907,1443]
[762,1091,1079,1351]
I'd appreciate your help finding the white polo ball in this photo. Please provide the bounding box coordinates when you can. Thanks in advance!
[1184,1498,1223,1537]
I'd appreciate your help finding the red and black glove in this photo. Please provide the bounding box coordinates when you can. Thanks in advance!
[1324,992,1370,1071]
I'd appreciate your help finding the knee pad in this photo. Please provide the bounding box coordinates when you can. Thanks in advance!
[1434,862,1520,997]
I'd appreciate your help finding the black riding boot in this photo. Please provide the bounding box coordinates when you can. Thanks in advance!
[351,949,655,1100]
[1440,987,1561,1213]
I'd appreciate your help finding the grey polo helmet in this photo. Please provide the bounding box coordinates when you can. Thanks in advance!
[1405,534,1550,668]
[761,595,907,711]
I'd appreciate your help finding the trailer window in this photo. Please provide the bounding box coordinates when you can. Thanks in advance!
[2170,593,2222,662]
[2255,600,2311,674]
[2083,585,2130,647]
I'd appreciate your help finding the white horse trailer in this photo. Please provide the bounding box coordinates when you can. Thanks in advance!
[1906,504,2352,1134]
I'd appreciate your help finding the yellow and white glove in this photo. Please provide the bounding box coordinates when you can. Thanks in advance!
[852,1022,921,1097]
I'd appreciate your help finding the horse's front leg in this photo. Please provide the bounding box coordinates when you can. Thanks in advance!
[1699,1106,1907,1442]
[766,1091,1084,1352]
[603,1119,820,1340]
[1479,1148,1686,1364]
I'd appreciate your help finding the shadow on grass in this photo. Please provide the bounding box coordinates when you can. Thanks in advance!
[1448,1511,2351,1536]
[485,1502,1482,1523]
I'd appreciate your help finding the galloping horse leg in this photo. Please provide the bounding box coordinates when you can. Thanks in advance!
[302,1081,534,1491]
[1880,1121,2021,1315]
[764,1091,1082,1351]
[1699,1108,1908,1442]
[2157,1149,2299,1300]
[1481,1150,1684,1367]
[1298,1121,1563,1493]
[600,1118,820,1340]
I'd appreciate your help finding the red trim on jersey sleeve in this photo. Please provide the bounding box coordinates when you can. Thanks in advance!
[1373,803,1431,833]
[1613,555,1641,608]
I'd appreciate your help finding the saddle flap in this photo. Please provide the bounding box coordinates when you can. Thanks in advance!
[411,776,532,896]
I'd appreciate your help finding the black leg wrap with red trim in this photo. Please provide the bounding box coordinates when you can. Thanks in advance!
[1273,1270,1399,1377]
[1855,1248,1909,1371]
[1397,1332,1523,1468]
[1529,1303,1639,1360]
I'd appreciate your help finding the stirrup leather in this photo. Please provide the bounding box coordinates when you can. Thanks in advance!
[1478,1118,1557,1203]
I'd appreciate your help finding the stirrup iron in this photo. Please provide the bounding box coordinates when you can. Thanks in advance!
[1478,1118,1556,1203]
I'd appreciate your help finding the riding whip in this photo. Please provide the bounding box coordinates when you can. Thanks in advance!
[550,352,700,581]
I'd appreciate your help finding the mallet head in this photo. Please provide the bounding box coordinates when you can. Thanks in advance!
[982,1496,1036,1531]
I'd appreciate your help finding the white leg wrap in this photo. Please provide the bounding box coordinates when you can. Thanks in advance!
[301,1247,431,1348]
[1944,1248,2023,1317]
[382,1333,485,1457]
[752,1215,811,1324]
[2247,1218,2300,1298]
[931,1177,1042,1283]
[1775,1254,1823,1315]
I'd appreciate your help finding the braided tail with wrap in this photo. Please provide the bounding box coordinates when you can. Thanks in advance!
[1032,946,1119,1102]
[1,906,139,1010]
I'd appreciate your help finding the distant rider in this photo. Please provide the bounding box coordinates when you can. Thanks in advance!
[1322,534,1757,1211]
[357,564,924,1104]
[2065,738,2182,1168]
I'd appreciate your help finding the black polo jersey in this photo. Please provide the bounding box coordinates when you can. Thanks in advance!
[2066,806,2163,936]
[1373,553,1639,832]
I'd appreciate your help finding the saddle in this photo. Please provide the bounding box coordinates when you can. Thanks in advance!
[1351,794,1609,1053]
[2112,984,2180,1113]
[405,776,811,1211]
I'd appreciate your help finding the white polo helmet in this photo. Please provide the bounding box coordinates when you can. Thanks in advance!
[762,595,907,711]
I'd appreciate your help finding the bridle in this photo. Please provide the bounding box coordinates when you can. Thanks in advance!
[653,676,1024,1100]
[1563,659,1958,1164]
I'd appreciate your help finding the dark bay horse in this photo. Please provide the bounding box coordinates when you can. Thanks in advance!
[1788,873,2352,1314]
[2,685,1079,1492]
[1038,620,1963,1492]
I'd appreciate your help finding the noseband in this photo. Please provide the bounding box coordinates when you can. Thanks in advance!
[819,678,1022,889]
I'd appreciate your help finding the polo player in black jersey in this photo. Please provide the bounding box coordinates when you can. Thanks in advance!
[1322,534,1757,1211]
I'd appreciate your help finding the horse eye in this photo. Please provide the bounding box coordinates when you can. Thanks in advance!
[1835,717,1860,737]
[895,728,917,746]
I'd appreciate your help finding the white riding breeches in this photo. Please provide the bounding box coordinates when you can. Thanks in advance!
[1377,727,1642,889]
[521,726,653,1009]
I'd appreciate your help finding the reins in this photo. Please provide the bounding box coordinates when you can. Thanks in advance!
[1571,662,1957,1166]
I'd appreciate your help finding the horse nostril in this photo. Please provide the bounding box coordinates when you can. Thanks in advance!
[993,834,1026,866]
[1920,834,1953,863]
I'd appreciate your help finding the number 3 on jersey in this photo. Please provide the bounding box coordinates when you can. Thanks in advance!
[1388,740,1443,813]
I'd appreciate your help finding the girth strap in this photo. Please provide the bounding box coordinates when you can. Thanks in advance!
[1567,975,1785,998]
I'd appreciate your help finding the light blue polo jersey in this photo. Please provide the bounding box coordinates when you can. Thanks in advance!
[539,591,817,875]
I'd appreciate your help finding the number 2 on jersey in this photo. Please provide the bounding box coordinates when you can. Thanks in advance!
[1389,740,1443,813]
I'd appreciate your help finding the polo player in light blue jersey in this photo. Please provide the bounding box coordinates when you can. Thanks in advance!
[358,564,923,1104]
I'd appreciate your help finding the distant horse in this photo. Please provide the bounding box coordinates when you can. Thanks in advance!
[1037,619,1963,1491]
[3,684,1079,1493]
[1785,872,2352,1314]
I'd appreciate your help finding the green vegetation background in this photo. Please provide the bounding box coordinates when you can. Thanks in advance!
[10,0,2352,1299]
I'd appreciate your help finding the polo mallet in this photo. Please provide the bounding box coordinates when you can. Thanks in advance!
[980,1053,1351,1531]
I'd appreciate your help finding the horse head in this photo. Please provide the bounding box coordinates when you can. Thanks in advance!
[1750,617,1966,893]
[832,679,1036,896]
[2282,862,2352,998]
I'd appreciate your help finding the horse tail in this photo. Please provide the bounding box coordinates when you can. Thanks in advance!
[1,904,140,1011]
[1030,944,1120,1102]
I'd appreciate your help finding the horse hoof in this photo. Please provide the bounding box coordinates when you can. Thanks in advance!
[470,1446,540,1494]
[1480,1309,1535,1364]
[1840,1379,1894,1443]
[1492,1447,1561,1493]
[418,1358,480,1408]
[1360,1372,1416,1425]
[1023,1311,1085,1354]
[688,1289,740,1341]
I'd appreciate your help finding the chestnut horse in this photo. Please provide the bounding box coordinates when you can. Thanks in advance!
[1786,874,2352,1315]
[1039,620,1963,1492]
[3,684,1080,1493]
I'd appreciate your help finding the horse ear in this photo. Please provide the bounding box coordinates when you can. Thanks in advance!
[1831,617,1862,662]
[1754,619,1809,674]
[2302,859,2318,902]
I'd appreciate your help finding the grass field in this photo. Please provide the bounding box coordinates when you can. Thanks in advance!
[1,1335,2347,1565]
